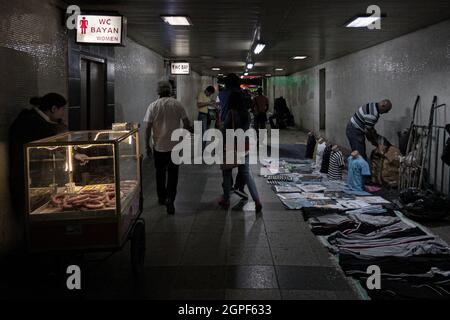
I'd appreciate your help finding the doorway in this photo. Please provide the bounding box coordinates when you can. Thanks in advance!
[80,56,108,130]
[319,68,326,131]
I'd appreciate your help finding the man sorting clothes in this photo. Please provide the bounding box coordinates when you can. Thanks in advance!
[346,99,392,160]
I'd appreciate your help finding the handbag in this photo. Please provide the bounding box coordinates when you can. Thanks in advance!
[220,110,243,170]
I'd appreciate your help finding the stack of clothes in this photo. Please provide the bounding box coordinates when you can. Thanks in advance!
[260,155,450,299]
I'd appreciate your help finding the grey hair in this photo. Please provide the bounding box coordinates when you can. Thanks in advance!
[157,81,172,96]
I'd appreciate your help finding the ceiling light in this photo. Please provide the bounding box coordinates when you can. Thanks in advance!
[161,16,192,26]
[211,67,221,71]
[292,56,307,60]
[253,43,266,55]
[244,72,249,76]
[246,63,254,70]
[275,68,284,71]
[346,16,380,28]
[240,76,244,79]
[217,73,224,76]
[265,74,272,77]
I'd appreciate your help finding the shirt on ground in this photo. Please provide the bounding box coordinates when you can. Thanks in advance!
[328,150,345,180]
[144,97,188,152]
[347,155,371,191]
[350,102,379,132]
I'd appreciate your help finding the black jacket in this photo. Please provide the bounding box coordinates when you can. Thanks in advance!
[9,108,59,216]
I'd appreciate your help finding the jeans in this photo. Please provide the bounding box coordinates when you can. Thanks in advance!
[198,112,210,150]
[222,155,259,202]
[154,149,179,202]
[346,121,367,160]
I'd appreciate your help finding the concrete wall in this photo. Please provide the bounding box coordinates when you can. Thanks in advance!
[268,19,450,149]
[114,38,166,152]
[0,0,68,254]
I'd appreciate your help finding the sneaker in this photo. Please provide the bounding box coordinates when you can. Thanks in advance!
[234,189,248,200]
[218,197,230,210]
[255,201,262,213]
[166,201,175,215]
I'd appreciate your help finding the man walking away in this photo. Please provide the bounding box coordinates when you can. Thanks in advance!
[252,87,269,139]
[346,99,392,160]
[144,81,192,215]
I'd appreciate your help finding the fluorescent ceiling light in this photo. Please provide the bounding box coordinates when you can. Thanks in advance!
[211,67,221,71]
[246,63,254,70]
[275,68,284,71]
[292,56,307,60]
[240,76,244,79]
[161,16,192,26]
[253,43,266,54]
[346,16,380,27]
[244,72,249,76]
[265,74,272,77]
[218,73,224,76]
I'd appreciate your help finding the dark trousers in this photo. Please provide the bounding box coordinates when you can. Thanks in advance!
[346,122,367,160]
[254,112,267,141]
[154,149,179,202]
[198,112,211,150]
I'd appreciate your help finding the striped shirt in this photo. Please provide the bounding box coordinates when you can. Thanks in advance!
[350,102,380,132]
[328,150,344,180]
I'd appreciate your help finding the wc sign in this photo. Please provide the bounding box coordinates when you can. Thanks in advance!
[75,14,123,45]
[171,62,190,75]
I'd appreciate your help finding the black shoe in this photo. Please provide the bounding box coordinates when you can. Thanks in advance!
[158,198,166,205]
[234,189,248,200]
[166,201,175,215]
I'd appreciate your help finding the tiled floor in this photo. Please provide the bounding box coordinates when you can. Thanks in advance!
[0,129,363,300]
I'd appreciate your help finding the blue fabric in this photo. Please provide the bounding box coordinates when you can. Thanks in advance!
[347,155,371,191]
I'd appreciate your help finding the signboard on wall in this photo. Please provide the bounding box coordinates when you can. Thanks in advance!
[76,15,124,45]
[170,62,190,75]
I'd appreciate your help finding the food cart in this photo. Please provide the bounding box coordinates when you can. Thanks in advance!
[23,124,145,275]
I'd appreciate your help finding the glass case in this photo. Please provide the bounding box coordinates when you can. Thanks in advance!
[24,128,140,221]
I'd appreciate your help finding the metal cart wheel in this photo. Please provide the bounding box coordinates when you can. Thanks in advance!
[130,219,146,278]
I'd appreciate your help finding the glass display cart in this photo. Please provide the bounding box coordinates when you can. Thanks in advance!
[23,124,145,275]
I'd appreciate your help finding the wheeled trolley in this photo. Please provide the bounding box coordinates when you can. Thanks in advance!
[24,125,145,276]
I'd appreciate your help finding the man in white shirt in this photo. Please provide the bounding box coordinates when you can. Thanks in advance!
[144,81,191,214]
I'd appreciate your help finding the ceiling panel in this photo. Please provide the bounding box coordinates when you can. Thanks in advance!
[70,0,450,76]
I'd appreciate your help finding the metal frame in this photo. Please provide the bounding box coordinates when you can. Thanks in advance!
[399,96,448,194]
[23,128,142,253]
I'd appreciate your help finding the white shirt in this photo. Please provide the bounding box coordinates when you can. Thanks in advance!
[315,142,326,170]
[144,97,188,152]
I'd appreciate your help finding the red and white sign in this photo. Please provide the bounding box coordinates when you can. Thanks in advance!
[76,15,123,44]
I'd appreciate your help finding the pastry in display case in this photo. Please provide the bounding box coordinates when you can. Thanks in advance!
[24,126,143,252]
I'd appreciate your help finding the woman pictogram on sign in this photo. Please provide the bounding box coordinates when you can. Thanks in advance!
[80,17,88,34]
